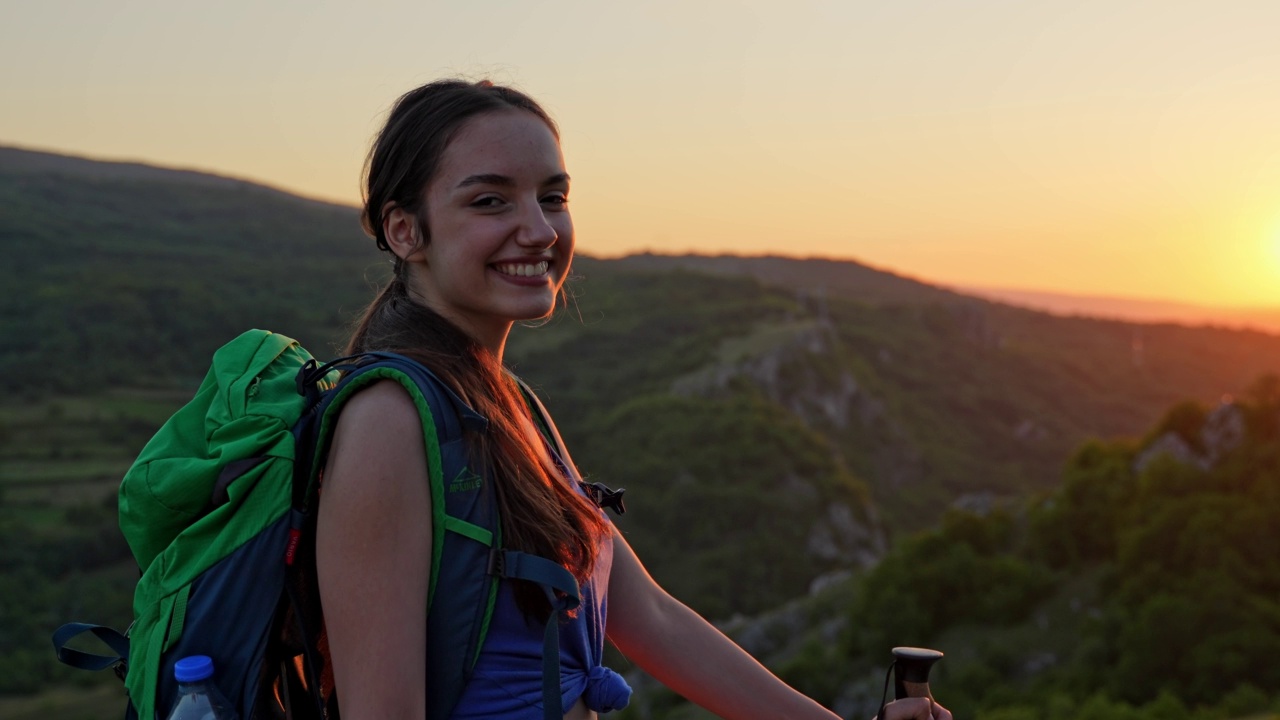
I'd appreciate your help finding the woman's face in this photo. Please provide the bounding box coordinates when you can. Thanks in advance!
[408,109,573,352]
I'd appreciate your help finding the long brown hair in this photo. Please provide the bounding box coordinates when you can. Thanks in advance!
[348,80,607,616]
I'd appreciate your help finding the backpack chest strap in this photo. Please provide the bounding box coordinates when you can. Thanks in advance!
[486,549,581,720]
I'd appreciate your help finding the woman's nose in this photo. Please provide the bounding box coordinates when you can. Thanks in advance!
[515,202,558,248]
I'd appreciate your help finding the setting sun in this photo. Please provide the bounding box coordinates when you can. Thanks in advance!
[4,1,1280,318]
[1270,222,1280,269]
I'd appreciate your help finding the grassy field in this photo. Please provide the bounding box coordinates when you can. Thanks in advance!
[0,682,122,720]
[0,390,170,702]
[0,388,186,523]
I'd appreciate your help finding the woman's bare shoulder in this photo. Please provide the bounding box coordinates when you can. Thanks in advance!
[326,379,428,478]
[335,378,422,426]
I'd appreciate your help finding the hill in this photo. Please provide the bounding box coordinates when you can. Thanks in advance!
[621,383,1280,719]
[5,144,1280,542]
[3,148,1280,707]
[0,145,383,394]
[612,252,964,306]
[514,254,1280,523]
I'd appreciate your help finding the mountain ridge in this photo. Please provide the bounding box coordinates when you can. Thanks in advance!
[960,284,1280,335]
[0,144,350,209]
[7,147,1280,717]
[10,143,1278,336]
[6,147,1279,512]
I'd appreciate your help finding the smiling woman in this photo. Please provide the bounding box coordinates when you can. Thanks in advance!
[379,110,573,357]
[315,78,951,720]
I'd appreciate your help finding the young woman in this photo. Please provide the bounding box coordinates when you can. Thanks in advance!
[315,79,952,720]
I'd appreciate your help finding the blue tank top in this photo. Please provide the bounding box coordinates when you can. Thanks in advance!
[449,525,632,718]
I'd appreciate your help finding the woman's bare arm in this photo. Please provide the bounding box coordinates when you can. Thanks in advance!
[604,527,839,719]
[316,381,432,720]
[605,528,950,720]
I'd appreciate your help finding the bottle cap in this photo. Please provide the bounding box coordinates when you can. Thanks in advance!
[174,655,215,682]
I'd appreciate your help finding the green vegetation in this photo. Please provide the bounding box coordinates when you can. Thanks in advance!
[0,683,125,720]
[4,148,1280,717]
[0,390,185,694]
[518,258,1280,534]
[0,499,133,694]
[631,380,1280,720]
[590,394,872,618]
[0,146,384,398]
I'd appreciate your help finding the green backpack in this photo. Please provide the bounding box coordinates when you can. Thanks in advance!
[53,329,596,720]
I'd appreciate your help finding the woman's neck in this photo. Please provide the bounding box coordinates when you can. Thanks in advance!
[402,279,512,359]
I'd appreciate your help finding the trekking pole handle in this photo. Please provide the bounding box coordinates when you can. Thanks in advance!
[891,646,944,700]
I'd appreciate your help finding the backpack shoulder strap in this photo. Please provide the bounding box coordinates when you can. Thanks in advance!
[303,356,594,720]
[513,376,582,482]
[515,377,627,517]
[301,353,503,720]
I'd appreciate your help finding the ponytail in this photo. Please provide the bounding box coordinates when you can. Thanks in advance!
[344,279,608,619]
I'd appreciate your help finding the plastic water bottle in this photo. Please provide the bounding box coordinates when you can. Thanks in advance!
[164,655,239,720]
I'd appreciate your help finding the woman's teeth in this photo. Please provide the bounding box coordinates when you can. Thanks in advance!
[494,261,549,277]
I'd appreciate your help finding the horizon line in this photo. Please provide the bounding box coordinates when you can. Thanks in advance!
[7,140,1278,317]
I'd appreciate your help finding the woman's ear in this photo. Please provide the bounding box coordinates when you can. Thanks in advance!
[382,202,426,262]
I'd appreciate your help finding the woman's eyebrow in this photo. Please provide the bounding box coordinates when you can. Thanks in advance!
[457,173,514,189]
[456,172,571,189]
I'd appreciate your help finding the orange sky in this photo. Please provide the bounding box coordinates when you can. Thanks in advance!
[3,1,1279,307]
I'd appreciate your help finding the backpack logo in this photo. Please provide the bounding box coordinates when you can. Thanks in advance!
[448,466,483,493]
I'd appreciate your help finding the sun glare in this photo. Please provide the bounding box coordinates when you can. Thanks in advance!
[1270,222,1280,270]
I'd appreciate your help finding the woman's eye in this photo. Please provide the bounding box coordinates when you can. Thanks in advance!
[541,194,569,208]
[471,196,504,208]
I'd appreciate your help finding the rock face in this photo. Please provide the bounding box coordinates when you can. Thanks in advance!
[669,318,891,568]
[807,503,885,568]
[1201,402,1246,463]
[1134,432,1206,474]
[1132,401,1246,475]
[671,320,880,433]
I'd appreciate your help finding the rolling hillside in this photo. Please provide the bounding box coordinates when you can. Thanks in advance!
[4,148,1280,714]
[6,144,1280,545]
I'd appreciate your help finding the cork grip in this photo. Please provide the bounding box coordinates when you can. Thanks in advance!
[891,647,944,700]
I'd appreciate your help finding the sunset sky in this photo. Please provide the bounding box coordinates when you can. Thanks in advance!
[4,0,1280,308]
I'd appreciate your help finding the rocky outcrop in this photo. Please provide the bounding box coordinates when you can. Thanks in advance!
[807,503,885,568]
[1133,401,1246,475]
[1134,432,1206,474]
[669,318,913,473]
[1202,401,1246,463]
[670,320,879,432]
[669,315,928,546]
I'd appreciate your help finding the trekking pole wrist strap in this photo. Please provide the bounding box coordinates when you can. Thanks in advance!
[52,622,130,675]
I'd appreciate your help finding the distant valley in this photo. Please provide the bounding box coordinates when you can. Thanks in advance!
[960,285,1280,336]
[5,146,1280,718]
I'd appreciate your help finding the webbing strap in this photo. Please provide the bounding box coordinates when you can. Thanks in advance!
[163,584,190,654]
[541,595,570,720]
[487,550,581,607]
[488,549,581,720]
[442,516,494,546]
[51,623,129,673]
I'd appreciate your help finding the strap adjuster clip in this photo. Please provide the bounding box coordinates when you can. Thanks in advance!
[487,548,505,577]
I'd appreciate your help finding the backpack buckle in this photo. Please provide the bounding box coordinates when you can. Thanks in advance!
[295,359,323,405]
[581,482,627,516]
